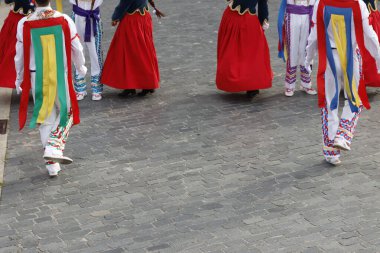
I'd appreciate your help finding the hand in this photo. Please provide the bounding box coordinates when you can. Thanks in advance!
[16,86,22,95]
[262,20,269,30]
[152,8,165,19]
[112,20,120,27]
[77,65,87,78]
[305,62,312,74]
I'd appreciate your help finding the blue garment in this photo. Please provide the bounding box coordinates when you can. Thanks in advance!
[112,0,148,21]
[5,0,35,15]
[229,0,269,24]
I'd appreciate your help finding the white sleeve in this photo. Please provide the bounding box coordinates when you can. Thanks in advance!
[64,15,87,77]
[360,2,380,70]
[305,0,319,65]
[15,18,26,90]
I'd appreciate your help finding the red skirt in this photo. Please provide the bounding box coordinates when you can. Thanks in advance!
[101,12,160,90]
[0,11,24,89]
[362,10,380,87]
[216,8,273,92]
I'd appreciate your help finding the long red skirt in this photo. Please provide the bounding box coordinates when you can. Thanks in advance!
[101,12,160,90]
[363,10,380,87]
[0,11,24,89]
[216,8,273,92]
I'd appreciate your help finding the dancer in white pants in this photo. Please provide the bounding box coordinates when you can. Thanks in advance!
[278,0,317,97]
[15,1,87,176]
[70,0,103,101]
[305,0,380,165]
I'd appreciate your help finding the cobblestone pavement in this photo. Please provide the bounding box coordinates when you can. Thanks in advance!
[1,1,380,252]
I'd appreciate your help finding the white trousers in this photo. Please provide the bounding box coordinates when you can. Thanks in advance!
[285,12,312,89]
[73,14,103,93]
[321,50,363,158]
[31,73,73,151]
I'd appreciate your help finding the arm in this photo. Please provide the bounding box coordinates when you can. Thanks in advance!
[14,19,25,94]
[148,0,165,19]
[360,1,380,71]
[65,15,87,77]
[258,0,269,25]
[305,0,319,70]
[112,0,132,22]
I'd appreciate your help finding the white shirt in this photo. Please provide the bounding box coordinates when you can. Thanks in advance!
[15,6,87,90]
[69,0,103,10]
[306,0,380,70]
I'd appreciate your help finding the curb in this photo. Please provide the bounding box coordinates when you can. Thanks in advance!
[0,4,12,197]
[0,89,12,197]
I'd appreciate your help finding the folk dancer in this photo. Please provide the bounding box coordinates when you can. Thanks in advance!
[216,0,273,98]
[278,0,318,97]
[305,0,380,165]
[0,0,35,88]
[101,0,165,98]
[15,0,87,176]
[70,0,103,101]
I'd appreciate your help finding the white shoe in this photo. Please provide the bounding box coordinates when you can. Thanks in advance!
[333,138,351,151]
[92,93,102,101]
[285,88,295,97]
[325,157,342,166]
[43,148,73,165]
[76,91,87,101]
[301,86,317,95]
[46,163,61,177]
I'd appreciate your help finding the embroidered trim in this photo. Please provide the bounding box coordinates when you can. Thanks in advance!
[127,6,149,16]
[368,0,378,13]
[226,0,257,16]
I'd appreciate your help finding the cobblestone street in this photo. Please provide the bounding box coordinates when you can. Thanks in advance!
[1,0,380,252]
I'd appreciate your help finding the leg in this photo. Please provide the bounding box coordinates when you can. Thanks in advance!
[322,50,343,163]
[45,110,74,157]
[334,51,363,150]
[284,13,299,96]
[88,18,103,101]
[73,14,87,100]
[298,16,314,91]
[334,101,363,150]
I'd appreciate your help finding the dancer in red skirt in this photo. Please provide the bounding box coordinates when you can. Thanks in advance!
[216,0,273,98]
[0,0,35,88]
[101,0,164,97]
[361,0,380,87]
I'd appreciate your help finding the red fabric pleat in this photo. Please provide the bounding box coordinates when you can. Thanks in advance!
[19,17,80,130]
[362,11,380,87]
[216,8,273,92]
[101,12,160,90]
[316,1,327,108]
[0,11,24,88]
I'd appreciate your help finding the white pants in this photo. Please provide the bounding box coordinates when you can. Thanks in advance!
[73,14,103,94]
[285,12,312,89]
[31,73,73,151]
[321,50,363,158]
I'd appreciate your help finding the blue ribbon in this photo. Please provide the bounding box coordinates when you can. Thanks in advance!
[277,0,287,61]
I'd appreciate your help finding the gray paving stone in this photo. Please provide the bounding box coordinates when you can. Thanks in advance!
[1,0,380,252]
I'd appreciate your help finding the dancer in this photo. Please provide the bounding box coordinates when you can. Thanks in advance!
[101,0,164,98]
[0,0,35,88]
[360,0,380,87]
[305,0,380,165]
[15,0,87,176]
[278,0,317,97]
[216,0,273,98]
[70,0,104,101]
